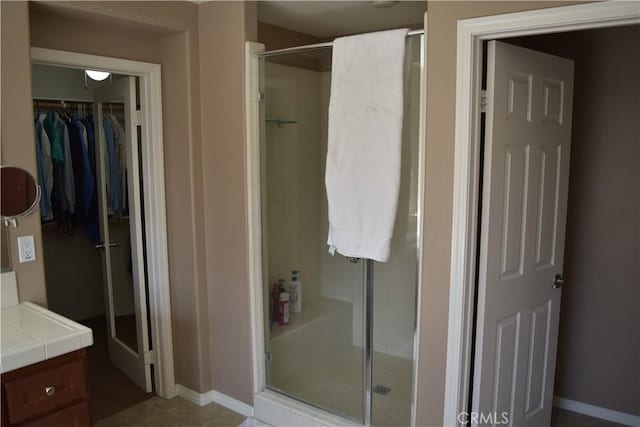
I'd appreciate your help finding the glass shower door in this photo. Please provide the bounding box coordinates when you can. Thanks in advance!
[260,51,367,423]
[258,33,423,426]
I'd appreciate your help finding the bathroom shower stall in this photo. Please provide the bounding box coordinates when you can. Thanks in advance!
[248,32,424,426]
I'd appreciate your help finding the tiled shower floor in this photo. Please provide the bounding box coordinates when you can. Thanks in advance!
[273,346,413,427]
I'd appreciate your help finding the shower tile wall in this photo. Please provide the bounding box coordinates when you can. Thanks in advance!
[319,49,422,361]
[264,63,322,304]
[371,56,422,360]
[317,70,366,353]
[266,57,420,361]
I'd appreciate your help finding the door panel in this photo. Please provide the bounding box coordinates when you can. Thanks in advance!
[473,41,574,427]
[499,144,528,279]
[534,145,561,270]
[524,300,550,416]
[93,77,152,392]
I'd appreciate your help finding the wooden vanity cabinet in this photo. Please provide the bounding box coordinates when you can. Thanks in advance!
[1,349,91,427]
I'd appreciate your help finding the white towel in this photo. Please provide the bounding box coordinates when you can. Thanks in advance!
[325,29,408,263]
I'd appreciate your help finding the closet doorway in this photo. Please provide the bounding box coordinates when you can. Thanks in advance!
[30,48,174,422]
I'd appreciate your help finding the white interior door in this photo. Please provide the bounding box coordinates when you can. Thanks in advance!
[472,41,574,426]
[94,76,153,392]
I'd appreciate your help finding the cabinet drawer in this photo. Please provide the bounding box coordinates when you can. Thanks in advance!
[4,359,87,424]
[23,401,91,427]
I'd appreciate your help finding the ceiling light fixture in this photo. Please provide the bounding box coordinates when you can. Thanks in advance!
[85,70,111,81]
[372,1,397,8]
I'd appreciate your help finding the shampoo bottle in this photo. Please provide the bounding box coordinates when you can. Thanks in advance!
[278,292,290,325]
[290,270,302,313]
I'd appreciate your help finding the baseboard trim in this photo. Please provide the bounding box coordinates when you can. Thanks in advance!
[176,384,254,417]
[553,396,640,426]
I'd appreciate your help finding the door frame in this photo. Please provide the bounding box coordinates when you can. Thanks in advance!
[30,47,176,399]
[444,2,640,425]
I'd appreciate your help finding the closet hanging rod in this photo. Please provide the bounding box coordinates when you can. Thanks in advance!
[33,97,94,104]
[257,28,424,58]
[33,99,125,110]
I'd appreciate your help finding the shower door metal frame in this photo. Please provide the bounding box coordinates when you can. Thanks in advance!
[245,26,428,426]
[364,259,374,426]
[257,28,425,58]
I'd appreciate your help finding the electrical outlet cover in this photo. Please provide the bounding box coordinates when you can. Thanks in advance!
[17,235,36,263]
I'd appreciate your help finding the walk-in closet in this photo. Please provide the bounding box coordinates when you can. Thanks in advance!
[32,63,153,421]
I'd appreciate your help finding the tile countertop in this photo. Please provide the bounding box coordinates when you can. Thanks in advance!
[0,302,93,373]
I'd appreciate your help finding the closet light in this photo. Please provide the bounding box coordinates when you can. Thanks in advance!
[372,1,397,8]
[85,70,111,81]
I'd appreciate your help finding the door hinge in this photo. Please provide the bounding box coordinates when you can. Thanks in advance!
[258,92,266,102]
[264,352,272,362]
[136,110,143,126]
[480,90,488,113]
[144,350,156,365]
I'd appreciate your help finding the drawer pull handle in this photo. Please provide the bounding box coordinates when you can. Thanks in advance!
[45,386,56,396]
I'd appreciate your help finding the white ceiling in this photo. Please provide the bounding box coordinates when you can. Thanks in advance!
[257,1,427,39]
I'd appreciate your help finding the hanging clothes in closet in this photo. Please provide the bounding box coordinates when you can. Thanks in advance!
[33,100,128,241]
[104,112,128,213]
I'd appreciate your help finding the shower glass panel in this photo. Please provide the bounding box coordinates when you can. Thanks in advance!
[259,34,422,426]
[370,35,422,427]
[260,48,366,423]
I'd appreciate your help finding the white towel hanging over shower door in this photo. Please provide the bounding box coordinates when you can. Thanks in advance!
[325,28,408,263]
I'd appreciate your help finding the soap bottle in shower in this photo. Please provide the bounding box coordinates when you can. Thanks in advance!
[278,291,290,325]
[271,279,287,326]
[289,270,302,313]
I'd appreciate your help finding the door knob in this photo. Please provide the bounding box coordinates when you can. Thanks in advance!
[553,274,565,289]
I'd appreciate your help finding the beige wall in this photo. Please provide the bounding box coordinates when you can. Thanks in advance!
[29,8,162,63]
[555,25,640,417]
[3,0,257,402]
[258,21,320,51]
[416,2,584,425]
[2,0,213,394]
[257,23,326,72]
[198,1,256,404]
[1,2,47,305]
[508,25,640,416]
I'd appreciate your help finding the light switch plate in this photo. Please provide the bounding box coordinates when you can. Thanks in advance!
[17,235,36,263]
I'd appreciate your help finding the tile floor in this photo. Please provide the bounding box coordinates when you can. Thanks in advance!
[94,396,246,427]
[94,395,628,427]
